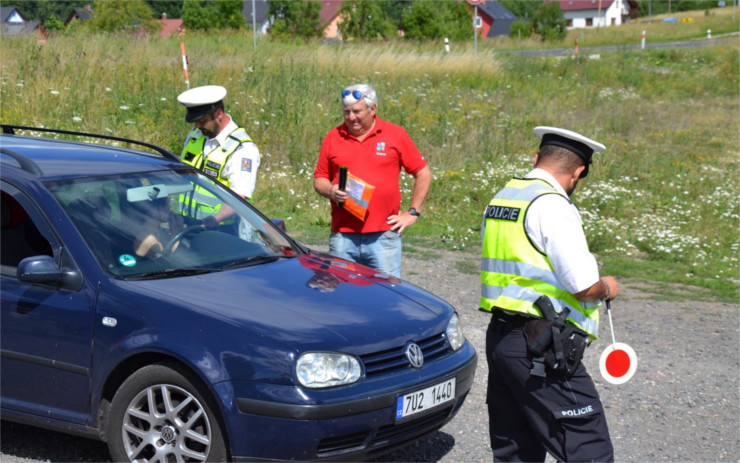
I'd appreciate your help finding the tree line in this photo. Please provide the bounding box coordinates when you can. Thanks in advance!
[9,0,724,41]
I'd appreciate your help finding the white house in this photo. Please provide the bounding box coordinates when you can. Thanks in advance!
[552,0,639,29]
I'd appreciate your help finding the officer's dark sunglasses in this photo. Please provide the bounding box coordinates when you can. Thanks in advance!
[342,90,367,101]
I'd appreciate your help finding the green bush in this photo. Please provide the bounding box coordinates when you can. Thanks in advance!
[509,20,533,39]
[532,2,567,42]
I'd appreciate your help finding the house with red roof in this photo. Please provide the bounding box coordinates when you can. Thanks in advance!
[157,13,183,39]
[1,5,48,42]
[549,0,639,29]
[318,0,343,39]
[474,1,519,38]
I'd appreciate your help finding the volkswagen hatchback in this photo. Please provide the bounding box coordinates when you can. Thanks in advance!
[0,125,477,462]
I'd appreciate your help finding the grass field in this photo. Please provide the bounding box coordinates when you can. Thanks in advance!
[1,8,738,301]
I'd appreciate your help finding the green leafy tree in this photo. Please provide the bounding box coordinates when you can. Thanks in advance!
[182,0,217,30]
[499,0,540,20]
[532,1,566,42]
[509,19,533,39]
[44,14,65,31]
[268,0,322,41]
[8,0,78,23]
[379,0,413,28]
[182,0,244,30]
[340,0,396,41]
[144,0,183,19]
[88,0,155,32]
[401,0,470,41]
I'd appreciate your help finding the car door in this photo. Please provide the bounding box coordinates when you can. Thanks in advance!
[1,183,95,424]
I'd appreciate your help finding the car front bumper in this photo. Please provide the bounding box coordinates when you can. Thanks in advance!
[222,345,478,461]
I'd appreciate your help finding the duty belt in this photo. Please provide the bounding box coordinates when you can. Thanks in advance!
[489,308,531,329]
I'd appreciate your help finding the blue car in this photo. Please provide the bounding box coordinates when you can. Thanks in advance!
[0,125,477,462]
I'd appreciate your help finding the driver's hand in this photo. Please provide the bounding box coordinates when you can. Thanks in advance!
[202,215,218,229]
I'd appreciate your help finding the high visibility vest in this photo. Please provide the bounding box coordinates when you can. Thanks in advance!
[480,177,601,339]
[180,127,255,202]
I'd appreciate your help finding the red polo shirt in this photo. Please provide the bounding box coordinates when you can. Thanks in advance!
[314,117,427,233]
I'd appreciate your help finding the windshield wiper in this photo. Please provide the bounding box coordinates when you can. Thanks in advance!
[125,268,215,281]
[219,254,293,270]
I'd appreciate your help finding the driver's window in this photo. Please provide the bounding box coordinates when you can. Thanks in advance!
[1,191,53,268]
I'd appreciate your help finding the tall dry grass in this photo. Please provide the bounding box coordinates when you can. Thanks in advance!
[0,25,738,299]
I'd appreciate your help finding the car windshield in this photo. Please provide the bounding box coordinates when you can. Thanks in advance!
[47,168,301,279]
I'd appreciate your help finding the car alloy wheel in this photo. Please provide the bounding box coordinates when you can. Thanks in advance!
[107,363,227,462]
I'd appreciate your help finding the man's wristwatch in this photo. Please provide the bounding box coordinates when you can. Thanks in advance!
[408,208,421,217]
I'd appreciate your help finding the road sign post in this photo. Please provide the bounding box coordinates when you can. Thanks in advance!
[468,0,482,57]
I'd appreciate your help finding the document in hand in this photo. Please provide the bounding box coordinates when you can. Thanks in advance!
[343,172,375,221]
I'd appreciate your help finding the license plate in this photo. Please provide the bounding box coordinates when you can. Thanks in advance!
[395,378,456,420]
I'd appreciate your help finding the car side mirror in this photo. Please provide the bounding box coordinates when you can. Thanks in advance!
[17,255,83,290]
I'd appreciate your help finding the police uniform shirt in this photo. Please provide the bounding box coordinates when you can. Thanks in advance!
[523,168,600,294]
[203,117,261,199]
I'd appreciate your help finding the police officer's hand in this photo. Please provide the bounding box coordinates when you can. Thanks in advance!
[601,276,619,301]
[387,212,418,235]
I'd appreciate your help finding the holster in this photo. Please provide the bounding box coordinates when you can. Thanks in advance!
[524,296,589,378]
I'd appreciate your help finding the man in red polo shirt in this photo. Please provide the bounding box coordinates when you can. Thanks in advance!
[313,83,433,278]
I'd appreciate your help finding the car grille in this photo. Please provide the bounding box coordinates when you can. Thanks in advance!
[360,333,451,376]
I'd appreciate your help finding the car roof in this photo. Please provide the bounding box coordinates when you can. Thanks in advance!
[0,127,184,181]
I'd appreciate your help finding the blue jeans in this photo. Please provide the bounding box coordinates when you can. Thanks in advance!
[329,231,402,278]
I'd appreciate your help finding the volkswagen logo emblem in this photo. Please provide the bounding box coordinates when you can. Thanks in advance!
[405,342,424,369]
[160,425,177,443]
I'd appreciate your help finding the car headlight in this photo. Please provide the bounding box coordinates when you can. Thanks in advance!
[446,313,465,351]
[296,352,362,388]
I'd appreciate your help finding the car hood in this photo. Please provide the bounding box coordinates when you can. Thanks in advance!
[128,253,453,353]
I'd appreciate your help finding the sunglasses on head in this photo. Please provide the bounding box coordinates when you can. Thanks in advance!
[342,90,367,101]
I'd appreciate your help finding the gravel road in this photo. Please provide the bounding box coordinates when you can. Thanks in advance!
[1,248,738,462]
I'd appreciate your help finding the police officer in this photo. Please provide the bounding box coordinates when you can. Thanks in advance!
[480,126,619,462]
[177,85,260,227]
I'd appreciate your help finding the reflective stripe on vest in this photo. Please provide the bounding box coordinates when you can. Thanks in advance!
[179,127,254,217]
[200,128,252,188]
[480,177,601,339]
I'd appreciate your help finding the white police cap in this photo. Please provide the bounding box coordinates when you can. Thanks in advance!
[534,126,605,178]
[177,85,227,123]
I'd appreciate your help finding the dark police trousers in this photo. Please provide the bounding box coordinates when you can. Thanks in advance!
[486,313,614,462]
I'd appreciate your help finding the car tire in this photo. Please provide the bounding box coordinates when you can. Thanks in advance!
[106,362,228,462]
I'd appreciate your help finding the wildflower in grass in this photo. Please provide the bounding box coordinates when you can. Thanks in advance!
[119,105,130,110]
[50,90,60,95]
[72,116,82,123]
[105,87,111,92]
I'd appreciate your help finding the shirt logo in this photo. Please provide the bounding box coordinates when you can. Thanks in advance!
[376,142,386,156]
[242,158,252,172]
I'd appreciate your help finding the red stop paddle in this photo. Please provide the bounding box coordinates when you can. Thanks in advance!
[599,300,637,385]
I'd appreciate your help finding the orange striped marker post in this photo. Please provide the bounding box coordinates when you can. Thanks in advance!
[180,41,190,89]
